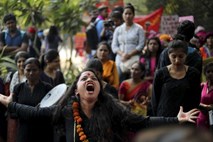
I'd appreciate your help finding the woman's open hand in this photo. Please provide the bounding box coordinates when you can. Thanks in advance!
[0,93,13,107]
[177,106,200,123]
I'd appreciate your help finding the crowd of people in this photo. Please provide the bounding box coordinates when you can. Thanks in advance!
[0,2,213,142]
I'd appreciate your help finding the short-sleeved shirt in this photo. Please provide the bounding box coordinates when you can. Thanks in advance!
[0,30,28,47]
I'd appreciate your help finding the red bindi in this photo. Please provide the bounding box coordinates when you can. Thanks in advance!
[87,73,91,76]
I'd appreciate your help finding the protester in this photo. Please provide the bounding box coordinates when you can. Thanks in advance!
[101,10,124,60]
[0,68,199,142]
[190,34,200,51]
[0,13,28,57]
[44,25,62,52]
[197,62,213,129]
[111,3,145,82]
[119,62,152,116]
[199,32,213,59]
[158,20,202,76]
[27,26,42,58]
[94,41,119,89]
[86,58,118,98]
[95,5,109,42]
[140,37,162,82]
[40,49,65,87]
[152,39,201,117]
[111,9,124,28]
[9,58,53,142]
[7,51,29,142]
[9,51,29,93]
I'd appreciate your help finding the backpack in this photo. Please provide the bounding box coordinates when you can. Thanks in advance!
[85,20,100,50]
[1,30,25,46]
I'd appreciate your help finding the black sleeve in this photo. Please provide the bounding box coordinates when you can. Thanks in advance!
[44,81,53,92]
[151,69,164,116]
[8,102,61,122]
[187,67,201,110]
[58,71,65,84]
[12,83,22,102]
[119,107,179,132]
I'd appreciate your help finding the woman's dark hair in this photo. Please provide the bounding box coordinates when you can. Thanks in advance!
[177,20,195,42]
[167,40,188,54]
[63,68,130,141]
[94,41,112,58]
[47,25,59,42]
[112,6,124,14]
[110,10,123,21]
[124,3,135,15]
[3,13,16,23]
[86,58,103,74]
[204,62,213,75]
[146,37,162,55]
[24,57,41,69]
[173,34,186,41]
[131,61,146,79]
[40,49,59,70]
[142,37,162,76]
[14,51,29,63]
[98,5,108,13]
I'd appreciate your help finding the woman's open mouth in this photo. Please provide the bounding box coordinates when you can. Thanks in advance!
[86,83,95,94]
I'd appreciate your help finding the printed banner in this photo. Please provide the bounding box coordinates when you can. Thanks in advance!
[160,15,179,36]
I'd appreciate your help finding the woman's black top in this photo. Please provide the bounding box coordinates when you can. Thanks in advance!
[11,80,52,142]
[8,97,179,142]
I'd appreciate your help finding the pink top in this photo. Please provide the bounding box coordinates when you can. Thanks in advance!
[197,82,213,129]
[150,57,156,77]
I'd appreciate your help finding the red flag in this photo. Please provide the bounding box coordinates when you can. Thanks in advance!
[134,7,164,33]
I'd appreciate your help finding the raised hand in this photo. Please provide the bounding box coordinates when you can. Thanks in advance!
[0,93,13,107]
[177,106,200,123]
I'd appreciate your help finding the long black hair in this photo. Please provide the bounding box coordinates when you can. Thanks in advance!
[47,25,59,42]
[62,68,129,141]
[141,37,162,76]
[40,49,59,70]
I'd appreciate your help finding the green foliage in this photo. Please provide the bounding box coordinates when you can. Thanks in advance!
[0,48,16,78]
[50,0,84,34]
[64,63,81,85]
[124,0,148,14]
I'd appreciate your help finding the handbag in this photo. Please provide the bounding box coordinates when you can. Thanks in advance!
[120,55,139,73]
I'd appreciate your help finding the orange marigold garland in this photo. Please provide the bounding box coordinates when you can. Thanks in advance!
[72,100,89,142]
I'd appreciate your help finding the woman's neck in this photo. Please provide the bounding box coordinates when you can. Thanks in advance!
[100,58,108,63]
[126,22,133,27]
[44,66,55,73]
[170,64,185,71]
[80,100,96,118]
[44,67,56,78]
[131,78,142,84]
[18,69,24,75]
